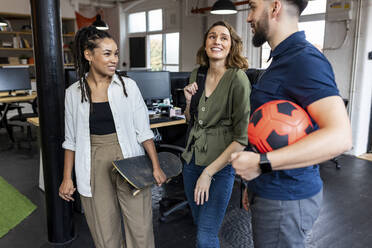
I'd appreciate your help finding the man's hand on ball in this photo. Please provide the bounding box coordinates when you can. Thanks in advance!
[230,151,261,181]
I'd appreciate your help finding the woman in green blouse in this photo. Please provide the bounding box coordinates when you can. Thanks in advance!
[182,21,251,247]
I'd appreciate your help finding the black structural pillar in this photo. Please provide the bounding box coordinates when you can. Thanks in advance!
[30,0,75,244]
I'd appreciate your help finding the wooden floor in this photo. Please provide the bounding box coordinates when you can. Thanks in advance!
[1,129,372,248]
[357,153,372,162]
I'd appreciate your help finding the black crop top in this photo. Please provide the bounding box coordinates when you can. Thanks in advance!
[89,102,116,135]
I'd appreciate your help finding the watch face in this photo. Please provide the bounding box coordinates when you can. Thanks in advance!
[259,154,272,173]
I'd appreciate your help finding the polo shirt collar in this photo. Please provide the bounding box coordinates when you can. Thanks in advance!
[268,31,306,61]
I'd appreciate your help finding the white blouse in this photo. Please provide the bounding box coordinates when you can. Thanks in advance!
[62,74,154,197]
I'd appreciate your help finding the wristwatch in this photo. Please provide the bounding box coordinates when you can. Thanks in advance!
[259,153,272,174]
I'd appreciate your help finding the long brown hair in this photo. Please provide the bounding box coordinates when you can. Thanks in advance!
[196,21,248,70]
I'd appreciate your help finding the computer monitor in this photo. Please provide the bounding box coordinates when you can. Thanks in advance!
[169,72,190,109]
[170,72,190,89]
[126,71,171,104]
[64,68,79,88]
[0,68,31,92]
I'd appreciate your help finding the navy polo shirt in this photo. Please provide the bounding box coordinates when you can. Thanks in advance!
[248,31,340,200]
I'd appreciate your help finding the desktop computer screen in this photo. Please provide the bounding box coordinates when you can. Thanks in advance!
[170,71,190,109]
[126,71,170,102]
[170,72,190,89]
[65,68,79,88]
[0,68,31,92]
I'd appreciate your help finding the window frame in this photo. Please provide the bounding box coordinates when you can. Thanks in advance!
[128,8,180,71]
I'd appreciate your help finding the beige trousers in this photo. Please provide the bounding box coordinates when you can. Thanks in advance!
[80,133,155,248]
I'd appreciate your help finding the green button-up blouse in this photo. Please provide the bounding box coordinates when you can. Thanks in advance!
[182,67,251,166]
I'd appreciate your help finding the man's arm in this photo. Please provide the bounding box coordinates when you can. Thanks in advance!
[231,96,352,180]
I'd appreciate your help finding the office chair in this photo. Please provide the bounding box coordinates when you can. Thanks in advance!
[8,97,38,149]
[156,143,190,222]
[0,103,29,144]
[245,68,265,86]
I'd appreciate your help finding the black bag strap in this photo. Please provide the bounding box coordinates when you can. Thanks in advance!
[189,66,208,124]
[185,66,208,147]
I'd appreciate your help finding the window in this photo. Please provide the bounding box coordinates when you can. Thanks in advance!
[298,21,325,51]
[148,9,162,32]
[128,9,180,71]
[301,0,327,15]
[128,12,146,33]
[299,0,326,50]
[149,34,163,71]
[261,43,271,69]
[164,33,180,72]
[260,0,326,68]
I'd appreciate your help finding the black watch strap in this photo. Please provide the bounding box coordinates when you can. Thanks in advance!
[259,153,272,174]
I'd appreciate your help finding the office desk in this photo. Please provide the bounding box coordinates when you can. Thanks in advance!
[0,93,37,104]
[27,116,186,191]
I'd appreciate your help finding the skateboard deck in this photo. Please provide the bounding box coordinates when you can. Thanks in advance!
[112,152,182,196]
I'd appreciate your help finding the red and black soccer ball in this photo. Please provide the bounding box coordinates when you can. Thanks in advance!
[248,100,314,153]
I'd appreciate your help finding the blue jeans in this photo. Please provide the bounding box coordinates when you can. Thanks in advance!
[183,158,235,248]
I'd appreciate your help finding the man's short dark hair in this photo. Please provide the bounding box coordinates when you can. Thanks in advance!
[285,0,308,16]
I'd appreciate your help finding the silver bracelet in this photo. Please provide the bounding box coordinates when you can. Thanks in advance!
[204,170,215,181]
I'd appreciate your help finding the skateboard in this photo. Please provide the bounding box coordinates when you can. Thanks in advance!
[112,152,183,196]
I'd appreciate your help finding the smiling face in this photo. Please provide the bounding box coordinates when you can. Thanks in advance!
[84,37,119,77]
[247,0,271,47]
[204,25,232,63]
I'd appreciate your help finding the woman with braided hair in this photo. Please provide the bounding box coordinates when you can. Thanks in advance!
[58,26,166,248]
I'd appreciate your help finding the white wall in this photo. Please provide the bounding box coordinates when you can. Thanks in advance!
[1,0,75,18]
[324,0,372,155]
[348,0,372,155]
[180,0,205,71]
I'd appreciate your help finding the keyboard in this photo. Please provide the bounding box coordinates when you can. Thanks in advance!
[150,116,184,124]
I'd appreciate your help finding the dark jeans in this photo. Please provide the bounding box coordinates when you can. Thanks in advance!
[183,158,235,248]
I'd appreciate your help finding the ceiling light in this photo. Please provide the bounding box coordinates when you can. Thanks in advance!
[92,14,109,30]
[0,17,8,27]
[211,0,237,15]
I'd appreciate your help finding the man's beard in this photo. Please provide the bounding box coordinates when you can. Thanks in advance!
[252,12,269,47]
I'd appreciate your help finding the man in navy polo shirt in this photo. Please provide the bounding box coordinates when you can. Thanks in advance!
[231,0,352,247]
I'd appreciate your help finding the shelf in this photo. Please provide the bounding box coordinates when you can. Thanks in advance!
[0,31,74,37]
[0,12,30,20]
[0,47,33,51]
[1,12,76,77]
[0,31,32,35]
[0,63,74,67]
[63,33,75,37]
[0,12,75,21]
[0,48,72,51]
[0,64,32,66]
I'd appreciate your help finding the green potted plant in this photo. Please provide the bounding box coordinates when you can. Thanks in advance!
[19,54,28,64]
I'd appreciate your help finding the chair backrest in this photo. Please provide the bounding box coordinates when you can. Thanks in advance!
[245,68,265,85]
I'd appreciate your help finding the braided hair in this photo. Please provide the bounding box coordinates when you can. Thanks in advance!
[74,26,128,104]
